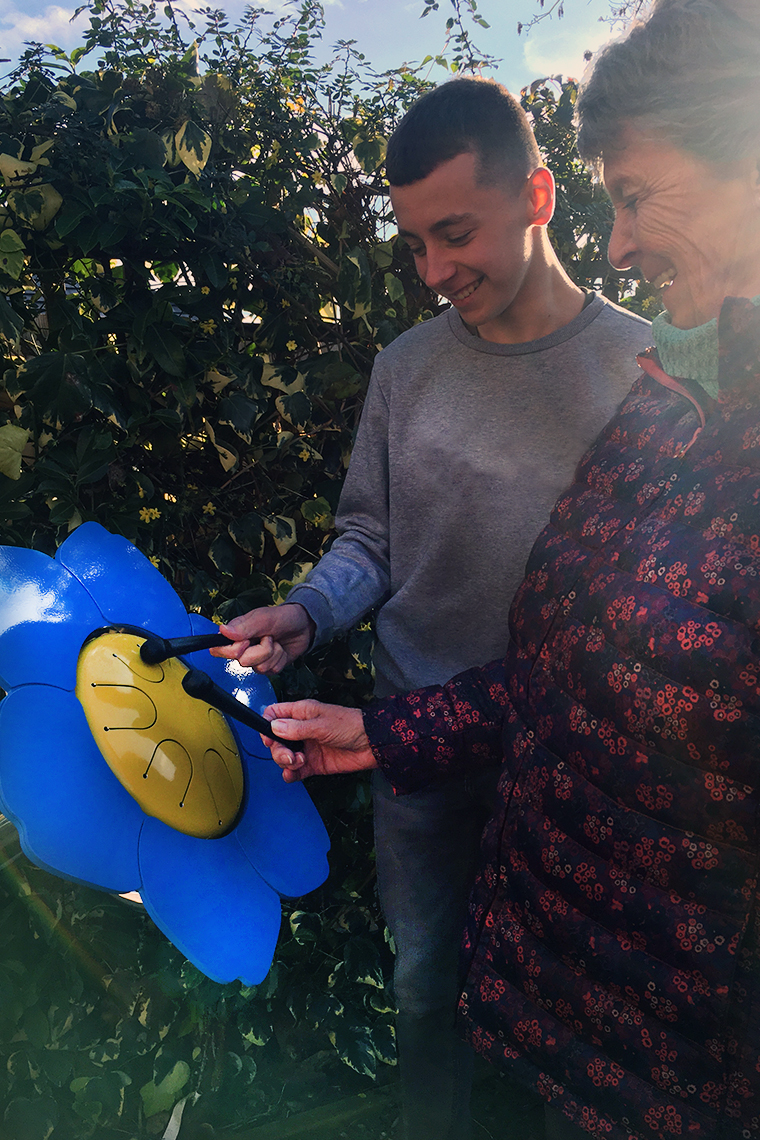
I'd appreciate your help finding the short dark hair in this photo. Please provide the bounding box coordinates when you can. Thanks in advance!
[385,77,541,189]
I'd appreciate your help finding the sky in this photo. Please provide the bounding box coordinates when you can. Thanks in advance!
[0,0,620,93]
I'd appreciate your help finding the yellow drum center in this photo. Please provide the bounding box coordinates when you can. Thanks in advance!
[76,632,244,839]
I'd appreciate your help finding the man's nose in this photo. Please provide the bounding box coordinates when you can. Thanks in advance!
[421,246,457,292]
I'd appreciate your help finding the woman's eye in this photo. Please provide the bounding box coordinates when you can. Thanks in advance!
[622,198,638,212]
[448,231,473,245]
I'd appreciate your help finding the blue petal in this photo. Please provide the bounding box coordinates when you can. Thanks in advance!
[184,615,329,897]
[0,686,143,891]
[56,523,190,638]
[138,816,282,985]
[0,545,104,692]
[234,753,330,898]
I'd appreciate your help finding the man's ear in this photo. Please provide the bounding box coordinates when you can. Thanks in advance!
[526,167,555,226]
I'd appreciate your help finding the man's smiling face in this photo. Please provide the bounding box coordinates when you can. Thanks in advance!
[390,151,541,341]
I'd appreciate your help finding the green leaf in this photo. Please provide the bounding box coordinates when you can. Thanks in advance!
[3,1095,58,1140]
[54,201,89,238]
[39,1049,73,1087]
[82,1072,128,1117]
[175,120,212,177]
[21,1003,50,1047]
[143,324,186,377]
[0,292,24,345]
[139,1060,190,1118]
[352,135,387,174]
[384,273,405,303]
[300,496,334,531]
[199,251,227,289]
[228,512,265,558]
[13,353,94,425]
[127,127,167,170]
[308,991,344,1029]
[87,1037,121,1064]
[0,425,29,480]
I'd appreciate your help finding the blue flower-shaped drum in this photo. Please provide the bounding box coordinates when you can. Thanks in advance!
[0,523,330,984]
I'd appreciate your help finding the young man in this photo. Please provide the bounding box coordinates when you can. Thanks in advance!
[213,79,650,1140]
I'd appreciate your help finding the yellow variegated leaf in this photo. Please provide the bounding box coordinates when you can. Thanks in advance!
[29,140,55,165]
[260,363,305,394]
[0,154,37,187]
[8,184,63,231]
[205,369,234,394]
[50,91,78,111]
[175,120,212,177]
[263,514,297,556]
[275,390,312,430]
[0,229,26,279]
[161,128,180,168]
[204,419,238,471]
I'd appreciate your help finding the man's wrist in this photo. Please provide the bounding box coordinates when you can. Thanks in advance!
[292,603,316,648]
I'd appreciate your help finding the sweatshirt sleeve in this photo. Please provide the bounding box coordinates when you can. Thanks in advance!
[286,359,392,646]
[362,657,510,794]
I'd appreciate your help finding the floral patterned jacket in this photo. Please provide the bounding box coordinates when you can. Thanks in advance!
[364,297,760,1139]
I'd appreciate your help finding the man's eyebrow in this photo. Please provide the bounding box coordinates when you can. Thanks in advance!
[397,212,476,239]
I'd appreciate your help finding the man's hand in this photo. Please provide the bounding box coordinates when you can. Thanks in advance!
[259,700,377,783]
[210,603,316,673]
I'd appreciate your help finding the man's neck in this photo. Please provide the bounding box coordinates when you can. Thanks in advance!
[469,235,587,346]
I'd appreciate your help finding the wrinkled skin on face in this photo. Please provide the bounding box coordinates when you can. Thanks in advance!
[603,127,760,329]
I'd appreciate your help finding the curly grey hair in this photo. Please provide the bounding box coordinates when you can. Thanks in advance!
[575,0,760,169]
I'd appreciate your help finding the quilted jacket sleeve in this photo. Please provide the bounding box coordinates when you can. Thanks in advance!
[362,657,510,794]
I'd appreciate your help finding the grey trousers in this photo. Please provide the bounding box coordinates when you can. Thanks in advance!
[373,767,500,1140]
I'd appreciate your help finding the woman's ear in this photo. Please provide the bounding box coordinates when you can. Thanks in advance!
[526,167,556,227]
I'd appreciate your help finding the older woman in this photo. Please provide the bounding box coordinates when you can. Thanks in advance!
[258,1,760,1136]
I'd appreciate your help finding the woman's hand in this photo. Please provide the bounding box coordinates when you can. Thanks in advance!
[260,700,378,783]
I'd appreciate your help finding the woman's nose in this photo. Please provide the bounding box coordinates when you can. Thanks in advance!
[607,209,637,272]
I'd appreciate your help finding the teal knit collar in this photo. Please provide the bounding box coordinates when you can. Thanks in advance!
[652,296,760,397]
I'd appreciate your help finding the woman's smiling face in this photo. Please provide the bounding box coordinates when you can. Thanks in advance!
[603,128,760,329]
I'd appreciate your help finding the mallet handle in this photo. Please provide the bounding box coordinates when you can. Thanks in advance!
[181,668,303,751]
[139,633,235,665]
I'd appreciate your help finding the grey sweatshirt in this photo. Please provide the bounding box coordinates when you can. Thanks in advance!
[288,297,651,698]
